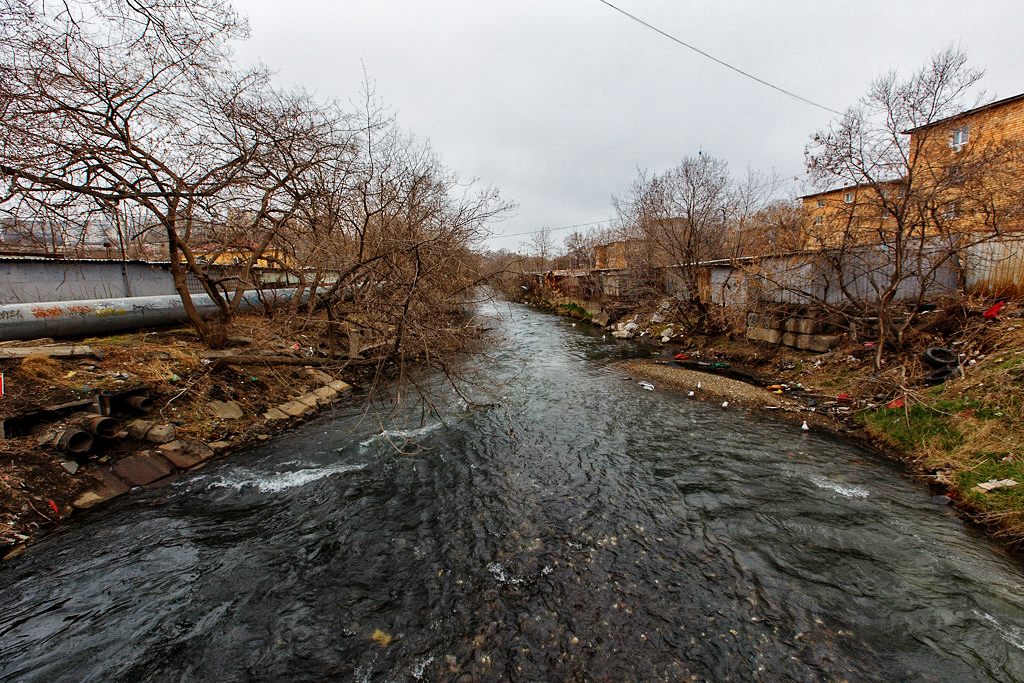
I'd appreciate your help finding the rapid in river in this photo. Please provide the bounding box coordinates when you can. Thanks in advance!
[3,303,1024,681]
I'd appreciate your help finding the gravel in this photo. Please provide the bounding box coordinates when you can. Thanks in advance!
[617,359,805,411]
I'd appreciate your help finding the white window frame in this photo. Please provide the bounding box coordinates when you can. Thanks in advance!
[950,125,969,152]
[816,198,825,208]
[843,192,854,204]
[814,215,823,226]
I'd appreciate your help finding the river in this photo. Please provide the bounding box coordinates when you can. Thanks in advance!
[2,303,1024,681]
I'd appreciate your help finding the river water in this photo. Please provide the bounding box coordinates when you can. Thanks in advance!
[3,303,1024,681]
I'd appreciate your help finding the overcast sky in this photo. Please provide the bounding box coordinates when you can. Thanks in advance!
[231,0,1024,253]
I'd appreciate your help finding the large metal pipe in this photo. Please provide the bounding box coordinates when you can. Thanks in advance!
[0,289,302,341]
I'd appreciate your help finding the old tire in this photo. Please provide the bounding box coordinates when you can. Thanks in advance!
[924,365,960,386]
[922,347,958,368]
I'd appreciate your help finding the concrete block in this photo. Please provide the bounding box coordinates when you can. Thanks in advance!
[305,368,334,384]
[144,424,176,444]
[799,334,843,353]
[745,326,783,344]
[111,453,173,486]
[313,386,338,400]
[327,380,352,393]
[296,393,319,408]
[794,318,822,335]
[127,419,155,441]
[207,400,243,420]
[781,332,800,348]
[73,468,131,508]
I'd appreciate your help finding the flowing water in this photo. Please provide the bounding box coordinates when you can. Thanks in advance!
[3,303,1024,681]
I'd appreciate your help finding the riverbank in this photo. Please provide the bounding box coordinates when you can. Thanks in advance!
[532,295,1024,546]
[0,314,383,558]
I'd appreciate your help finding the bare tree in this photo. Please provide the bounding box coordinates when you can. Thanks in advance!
[802,47,1024,367]
[0,0,262,344]
[528,226,554,269]
[613,155,776,331]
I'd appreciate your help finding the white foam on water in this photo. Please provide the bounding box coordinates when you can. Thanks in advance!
[810,475,869,499]
[207,462,367,494]
[486,561,525,586]
[410,655,434,680]
[359,421,444,448]
[978,610,1024,651]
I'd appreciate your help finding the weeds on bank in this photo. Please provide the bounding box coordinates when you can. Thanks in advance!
[858,323,1024,541]
[557,303,593,320]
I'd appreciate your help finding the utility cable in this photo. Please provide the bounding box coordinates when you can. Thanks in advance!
[497,219,616,240]
[595,0,844,116]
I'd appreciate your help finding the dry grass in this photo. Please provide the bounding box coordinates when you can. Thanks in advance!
[17,355,66,384]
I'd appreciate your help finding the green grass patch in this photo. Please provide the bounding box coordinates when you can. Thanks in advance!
[861,403,963,453]
[557,303,592,320]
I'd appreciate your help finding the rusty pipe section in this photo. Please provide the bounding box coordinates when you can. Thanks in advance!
[73,414,121,438]
[123,395,154,412]
[0,289,302,341]
[53,429,93,454]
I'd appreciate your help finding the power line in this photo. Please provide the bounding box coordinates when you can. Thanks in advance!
[595,0,844,116]
[496,219,616,240]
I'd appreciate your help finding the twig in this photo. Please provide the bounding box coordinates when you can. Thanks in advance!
[25,498,55,524]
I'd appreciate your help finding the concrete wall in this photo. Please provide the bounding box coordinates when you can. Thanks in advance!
[752,241,960,307]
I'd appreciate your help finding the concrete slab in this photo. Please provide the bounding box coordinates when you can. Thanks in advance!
[111,453,173,486]
[279,401,313,418]
[73,467,130,509]
[263,407,289,421]
[327,380,352,393]
[207,400,243,420]
[305,367,335,384]
[296,394,319,408]
[157,439,215,469]
[313,386,338,400]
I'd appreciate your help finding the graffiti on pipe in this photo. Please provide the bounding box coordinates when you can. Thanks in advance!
[94,307,127,317]
[0,309,24,320]
[31,306,65,319]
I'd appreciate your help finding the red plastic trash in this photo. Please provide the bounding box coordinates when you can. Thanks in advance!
[983,301,1006,318]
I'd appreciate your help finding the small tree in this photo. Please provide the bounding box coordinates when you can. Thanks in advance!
[528,226,554,270]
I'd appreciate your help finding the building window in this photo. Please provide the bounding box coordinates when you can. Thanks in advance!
[943,202,958,221]
[947,164,965,184]
[816,198,824,208]
[950,125,969,152]
[843,192,854,204]
[814,215,823,226]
